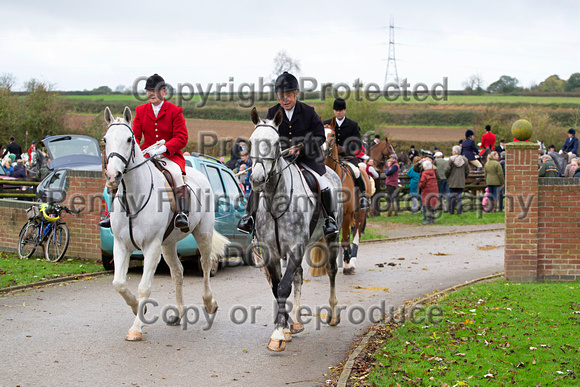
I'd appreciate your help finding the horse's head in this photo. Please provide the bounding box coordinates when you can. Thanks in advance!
[322,123,336,157]
[537,140,546,155]
[370,138,397,170]
[248,107,283,192]
[102,106,136,189]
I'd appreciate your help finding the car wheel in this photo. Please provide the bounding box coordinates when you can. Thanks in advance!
[196,256,219,277]
[102,251,114,271]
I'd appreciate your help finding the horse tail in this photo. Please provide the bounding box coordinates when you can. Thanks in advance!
[308,238,327,277]
[211,230,230,263]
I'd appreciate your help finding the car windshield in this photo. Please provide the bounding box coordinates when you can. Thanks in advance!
[46,137,100,158]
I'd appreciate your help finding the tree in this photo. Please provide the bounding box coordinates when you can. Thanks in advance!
[487,75,519,94]
[565,72,580,92]
[114,85,127,93]
[272,50,301,78]
[0,73,16,91]
[0,73,19,145]
[22,79,66,142]
[462,73,485,95]
[537,74,564,92]
[92,85,112,94]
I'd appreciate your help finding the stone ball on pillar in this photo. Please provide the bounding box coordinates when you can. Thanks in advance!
[511,119,533,141]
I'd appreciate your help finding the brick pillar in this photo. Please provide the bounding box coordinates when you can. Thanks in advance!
[504,142,540,281]
[62,170,104,260]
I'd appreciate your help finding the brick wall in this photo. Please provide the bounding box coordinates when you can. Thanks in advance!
[505,142,580,281]
[0,170,104,261]
[537,178,580,281]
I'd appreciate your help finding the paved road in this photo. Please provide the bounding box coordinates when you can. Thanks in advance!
[0,227,504,386]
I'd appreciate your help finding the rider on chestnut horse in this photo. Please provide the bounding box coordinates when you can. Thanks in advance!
[323,98,369,210]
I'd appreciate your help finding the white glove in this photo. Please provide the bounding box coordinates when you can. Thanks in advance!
[149,145,167,157]
[558,150,564,155]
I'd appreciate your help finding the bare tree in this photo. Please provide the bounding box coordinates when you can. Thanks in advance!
[463,73,485,95]
[0,73,16,91]
[272,50,301,78]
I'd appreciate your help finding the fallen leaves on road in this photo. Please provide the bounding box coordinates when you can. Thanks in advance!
[353,286,390,292]
[477,244,503,251]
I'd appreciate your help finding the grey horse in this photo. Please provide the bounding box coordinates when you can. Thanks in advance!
[537,141,567,175]
[248,107,343,352]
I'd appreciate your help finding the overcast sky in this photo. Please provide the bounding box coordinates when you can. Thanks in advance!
[2,0,578,92]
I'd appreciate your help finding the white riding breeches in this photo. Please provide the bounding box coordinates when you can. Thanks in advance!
[301,164,329,190]
[158,156,185,187]
[347,162,361,178]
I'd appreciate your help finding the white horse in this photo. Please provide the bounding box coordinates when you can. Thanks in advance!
[103,106,228,341]
[249,107,343,351]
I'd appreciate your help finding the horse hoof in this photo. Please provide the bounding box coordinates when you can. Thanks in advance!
[290,322,304,334]
[125,330,142,341]
[205,301,218,315]
[166,315,181,326]
[343,267,356,275]
[283,331,292,342]
[327,315,341,326]
[267,339,286,352]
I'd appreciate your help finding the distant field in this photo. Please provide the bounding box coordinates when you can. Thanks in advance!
[305,95,580,105]
[62,94,140,101]
[61,94,580,106]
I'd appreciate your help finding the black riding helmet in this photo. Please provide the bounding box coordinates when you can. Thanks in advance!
[145,74,166,90]
[275,71,299,93]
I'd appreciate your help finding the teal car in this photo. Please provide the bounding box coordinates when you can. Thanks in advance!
[100,153,252,272]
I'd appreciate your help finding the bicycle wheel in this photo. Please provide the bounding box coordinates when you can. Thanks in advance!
[18,222,39,259]
[45,223,70,262]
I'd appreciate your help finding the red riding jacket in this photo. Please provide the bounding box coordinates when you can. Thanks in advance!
[479,131,496,155]
[132,100,188,173]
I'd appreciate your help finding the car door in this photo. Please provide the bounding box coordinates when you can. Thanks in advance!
[202,164,234,238]
[218,166,251,247]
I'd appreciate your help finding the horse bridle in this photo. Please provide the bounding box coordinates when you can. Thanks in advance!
[103,122,154,237]
[104,122,152,174]
[251,123,300,220]
[104,123,136,172]
[251,124,286,184]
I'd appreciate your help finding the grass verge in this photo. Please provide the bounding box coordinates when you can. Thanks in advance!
[364,280,580,386]
[368,209,505,227]
[0,251,104,289]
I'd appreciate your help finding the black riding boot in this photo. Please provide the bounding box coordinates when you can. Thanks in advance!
[175,185,190,232]
[320,187,339,236]
[355,174,369,209]
[98,188,116,228]
[237,190,258,234]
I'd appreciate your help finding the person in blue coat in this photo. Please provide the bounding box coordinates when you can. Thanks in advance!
[560,128,579,157]
[406,156,421,215]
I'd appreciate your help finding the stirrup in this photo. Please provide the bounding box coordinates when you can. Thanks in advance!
[98,217,111,228]
[324,217,339,236]
[360,196,369,209]
[175,213,189,231]
[237,215,255,235]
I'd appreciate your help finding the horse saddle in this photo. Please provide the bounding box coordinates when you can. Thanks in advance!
[298,166,320,199]
[150,159,177,213]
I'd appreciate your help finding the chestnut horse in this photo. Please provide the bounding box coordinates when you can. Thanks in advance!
[370,138,398,172]
[321,124,372,275]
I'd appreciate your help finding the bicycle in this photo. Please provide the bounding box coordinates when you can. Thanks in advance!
[17,203,80,262]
